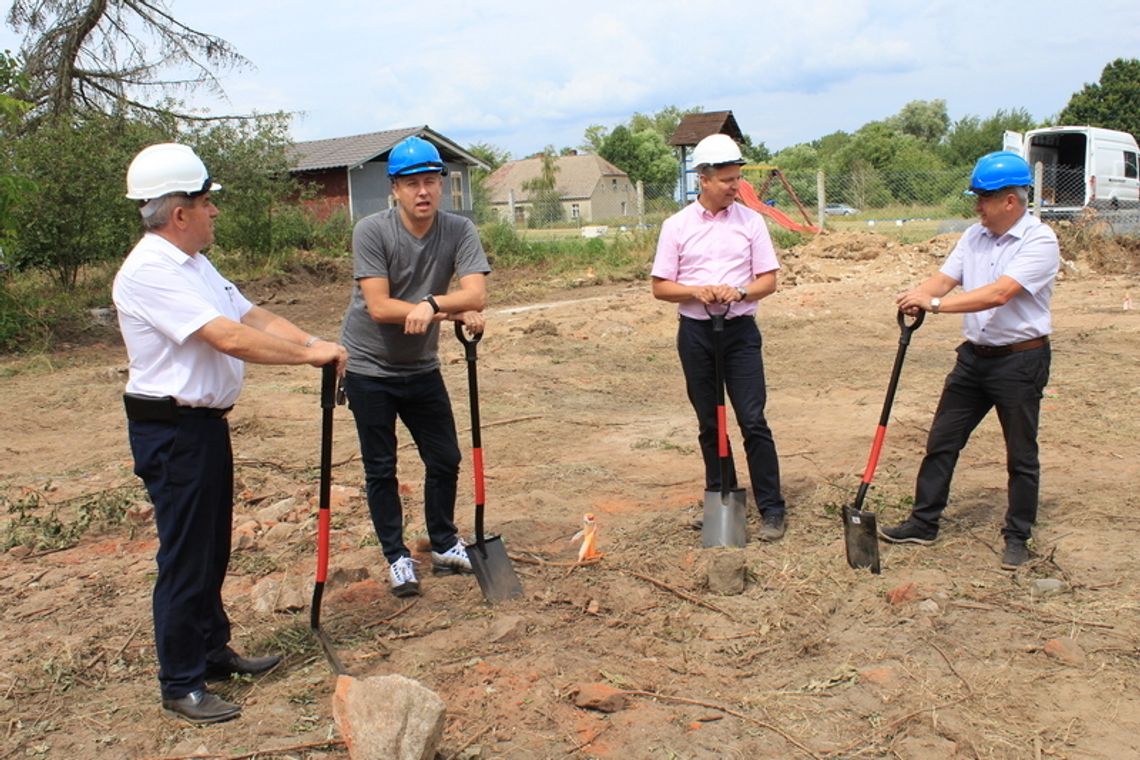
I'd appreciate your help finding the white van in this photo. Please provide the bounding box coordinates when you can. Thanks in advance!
[1003,126,1140,218]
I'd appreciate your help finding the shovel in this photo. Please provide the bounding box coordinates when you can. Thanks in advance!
[310,363,347,674]
[843,309,924,574]
[455,322,524,602]
[702,304,748,548]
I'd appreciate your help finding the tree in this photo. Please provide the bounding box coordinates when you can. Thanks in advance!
[188,113,297,259]
[9,111,168,287]
[1059,58,1140,138]
[521,147,561,227]
[1,51,34,254]
[6,0,249,122]
[887,99,950,144]
[941,108,1036,167]
[598,125,677,197]
[738,133,771,164]
[467,141,510,224]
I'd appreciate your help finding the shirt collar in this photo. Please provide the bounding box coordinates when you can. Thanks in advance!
[985,210,1033,241]
[145,232,197,266]
[695,199,736,220]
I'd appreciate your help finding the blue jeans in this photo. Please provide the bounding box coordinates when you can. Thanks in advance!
[677,316,785,515]
[911,342,1050,542]
[129,416,233,700]
[342,370,462,563]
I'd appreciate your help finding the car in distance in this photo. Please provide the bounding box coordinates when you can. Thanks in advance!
[824,203,860,216]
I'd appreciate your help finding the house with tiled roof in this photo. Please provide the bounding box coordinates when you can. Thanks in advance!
[483,153,639,225]
[287,125,489,221]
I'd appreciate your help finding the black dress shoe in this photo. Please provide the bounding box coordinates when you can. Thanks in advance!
[204,647,282,681]
[162,689,241,724]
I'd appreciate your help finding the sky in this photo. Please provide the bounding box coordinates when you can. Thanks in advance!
[3,0,1139,159]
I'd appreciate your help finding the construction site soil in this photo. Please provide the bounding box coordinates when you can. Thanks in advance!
[2,226,1138,759]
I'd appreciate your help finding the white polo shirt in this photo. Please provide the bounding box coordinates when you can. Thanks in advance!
[941,211,1059,346]
[113,232,253,408]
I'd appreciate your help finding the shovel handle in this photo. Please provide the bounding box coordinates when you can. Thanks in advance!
[454,320,484,347]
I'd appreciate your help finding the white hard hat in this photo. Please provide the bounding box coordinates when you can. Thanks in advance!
[125,143,221,201]
[691,134,744,169]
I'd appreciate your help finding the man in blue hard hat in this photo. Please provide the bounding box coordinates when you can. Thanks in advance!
[879,151,1059,569]
[339,135,490,597]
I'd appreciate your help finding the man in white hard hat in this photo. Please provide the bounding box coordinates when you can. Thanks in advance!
[651,133,788,541]
[113,143,348,724]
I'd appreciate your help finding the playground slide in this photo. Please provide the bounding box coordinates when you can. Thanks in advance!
[737,178,820,233]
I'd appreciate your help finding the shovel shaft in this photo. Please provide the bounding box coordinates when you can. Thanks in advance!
[852,311,924,509]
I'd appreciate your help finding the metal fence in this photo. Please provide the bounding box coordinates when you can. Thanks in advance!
[475,165,1140,239]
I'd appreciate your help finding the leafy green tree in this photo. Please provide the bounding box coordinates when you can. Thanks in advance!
[581,124,608,153]
[886,99,951,144]
[521,147,562,227]
[187,113,297,259]
[468,141,510,224]
[738,134,772,164]
[9,111,168,287]
[1,51,34,255]
[599,125,677,196]
[1059,58,1140,138]
[941,108,1036,167]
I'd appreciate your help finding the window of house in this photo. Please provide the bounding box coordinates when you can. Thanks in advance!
[451,173,464,208]
[514,206,526,225]
[571,203,580,220]
[620,201,627,215]
[1125,152,1139,180]
[612,179,617,191]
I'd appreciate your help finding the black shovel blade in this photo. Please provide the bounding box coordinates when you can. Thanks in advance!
[469,535,524,603]
[702,488,748,548]
[843,505,881,574]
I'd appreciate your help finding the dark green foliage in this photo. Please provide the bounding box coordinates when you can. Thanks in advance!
[8,112,169,288]
[1059,58,1140,139]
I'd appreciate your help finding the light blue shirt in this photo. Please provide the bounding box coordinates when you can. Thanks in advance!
[941,211,1059,346]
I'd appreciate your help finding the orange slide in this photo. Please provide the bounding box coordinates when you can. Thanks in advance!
[737,178,820,233]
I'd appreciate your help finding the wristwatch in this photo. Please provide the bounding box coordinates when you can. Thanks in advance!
[930,297,941,314]
[422,294,440,314]
[736,286,748,302]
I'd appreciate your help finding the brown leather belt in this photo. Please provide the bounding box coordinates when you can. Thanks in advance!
[969,336,1048,358]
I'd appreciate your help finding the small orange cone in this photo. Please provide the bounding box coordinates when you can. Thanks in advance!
[570,513,602,561]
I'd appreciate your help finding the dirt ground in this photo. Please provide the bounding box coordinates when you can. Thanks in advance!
[1,227,1138,760]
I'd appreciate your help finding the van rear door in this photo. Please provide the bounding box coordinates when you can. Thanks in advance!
[1003,131,1024,155]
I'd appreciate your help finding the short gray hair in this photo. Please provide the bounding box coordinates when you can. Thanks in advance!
[139,194,193,231]
[1011,186,1029,206]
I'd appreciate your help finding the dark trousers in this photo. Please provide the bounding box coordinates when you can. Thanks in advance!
[677,316,785,515]
[911,342,1050,542]
[342,370,462,563]
[129,417,233,700]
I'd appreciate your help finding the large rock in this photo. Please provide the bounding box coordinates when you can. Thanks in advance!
[250,574,307,614]
[706,550,746,595]
[333,674,446,760]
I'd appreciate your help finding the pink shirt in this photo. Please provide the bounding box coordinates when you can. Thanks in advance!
[651,200,780,319]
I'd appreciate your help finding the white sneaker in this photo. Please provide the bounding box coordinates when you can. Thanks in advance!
[431,538,474,576]
[388,556,420,597]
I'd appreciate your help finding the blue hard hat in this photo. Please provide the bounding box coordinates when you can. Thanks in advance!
[966,151,1032,194]
[388,136,449,178]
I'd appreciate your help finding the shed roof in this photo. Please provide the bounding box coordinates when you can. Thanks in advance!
[484,153,630,203]
[288,126,488,172]
[668,111,744,147]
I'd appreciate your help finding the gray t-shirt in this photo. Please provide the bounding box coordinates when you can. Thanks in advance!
[340,208,490,378]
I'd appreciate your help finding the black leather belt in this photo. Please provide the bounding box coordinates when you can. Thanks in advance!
[969,336,1048,358]
[123,394,231,422]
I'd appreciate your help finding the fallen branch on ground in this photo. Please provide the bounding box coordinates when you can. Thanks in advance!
[137,739,346,760]
[620,689,819,760]
[624,570,735,620]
